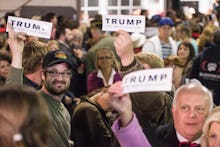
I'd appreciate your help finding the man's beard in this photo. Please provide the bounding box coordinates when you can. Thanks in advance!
[45,80,69,95]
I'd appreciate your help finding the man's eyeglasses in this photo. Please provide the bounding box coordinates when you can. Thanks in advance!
[46,70,72,78]
[98,56,112,60]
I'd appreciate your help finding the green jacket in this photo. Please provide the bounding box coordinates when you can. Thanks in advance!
[40,92,71,147]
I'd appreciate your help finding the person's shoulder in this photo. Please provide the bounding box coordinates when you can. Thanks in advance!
[148,35,159,41]
[100,36,114,41]
[205,43,220,53]
[156,123,175,140]
[142,36,159,49]
[168,36,176,41]
[156,123,171,132]
[74,98,100,113]
[155,123,179,147]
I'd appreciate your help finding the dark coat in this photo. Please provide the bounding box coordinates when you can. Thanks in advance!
[189,43,220,105]
[71,98,120,147]
[155,123,179,147]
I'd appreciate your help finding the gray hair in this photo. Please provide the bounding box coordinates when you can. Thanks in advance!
[172,82,213,112]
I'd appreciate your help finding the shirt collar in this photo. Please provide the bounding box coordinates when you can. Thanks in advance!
[176,132,201,144]
[97,68,116,86]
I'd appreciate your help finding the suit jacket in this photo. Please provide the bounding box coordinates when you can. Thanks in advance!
[155,123,179,147]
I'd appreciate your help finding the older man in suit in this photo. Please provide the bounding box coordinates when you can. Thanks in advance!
[155,82,213,147]
[109,30,214,147]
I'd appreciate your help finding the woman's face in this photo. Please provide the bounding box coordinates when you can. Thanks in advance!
[0,60,10,78]
[97,49,113,69]
[177,44,190,60]
[208,122,220,147]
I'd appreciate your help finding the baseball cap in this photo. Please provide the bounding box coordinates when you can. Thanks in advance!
[90,14,102,30]
[90,20,102,30]
[42,50,73,69]
[151,15,161,23]
[159,17,174,27]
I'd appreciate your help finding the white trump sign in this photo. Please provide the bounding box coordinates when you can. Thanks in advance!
[7,16,52,39]
[122,68,173,93]
[102,15,145,33]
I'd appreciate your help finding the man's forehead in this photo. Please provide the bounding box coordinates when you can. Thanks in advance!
[177,94,208,106]
[46,62,70,69]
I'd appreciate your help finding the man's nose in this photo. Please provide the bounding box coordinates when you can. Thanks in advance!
[188,109,197,118]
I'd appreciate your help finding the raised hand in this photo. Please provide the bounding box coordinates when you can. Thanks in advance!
[108,81,132,127]
[7,23,26,68]
[114,30,134,66]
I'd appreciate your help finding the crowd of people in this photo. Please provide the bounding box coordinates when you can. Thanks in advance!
[0,5,220,147]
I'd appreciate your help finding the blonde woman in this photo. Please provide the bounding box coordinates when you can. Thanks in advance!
[87,47,121,93]
[201,106,220,147]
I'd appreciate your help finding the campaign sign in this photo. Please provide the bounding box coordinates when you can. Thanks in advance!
[7,16,52,39]
[122,67,173,93]
[102,15,145,33]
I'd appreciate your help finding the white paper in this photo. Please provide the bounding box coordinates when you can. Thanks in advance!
[102,15,145,33]
[122,68,173,93]
[7,16,52,39]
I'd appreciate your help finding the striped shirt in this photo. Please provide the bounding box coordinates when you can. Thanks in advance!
[161,40,172,59]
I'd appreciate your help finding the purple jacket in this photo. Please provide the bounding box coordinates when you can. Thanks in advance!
[87,71,122,93]
[111,114,152,147]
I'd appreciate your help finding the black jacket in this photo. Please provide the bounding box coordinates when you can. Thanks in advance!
[155,123,179,147]
[189,43,220,105]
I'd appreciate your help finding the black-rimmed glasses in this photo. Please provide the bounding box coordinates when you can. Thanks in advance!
[46,70,72,78]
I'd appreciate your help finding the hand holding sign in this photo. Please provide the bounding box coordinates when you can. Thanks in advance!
[7,23,26,68]
[108,81,132,126]
[7,16,52,39]
[114,30,135,66]
[102,15,145,33]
